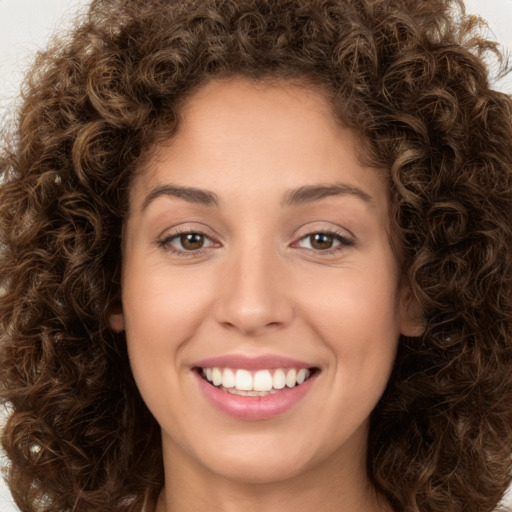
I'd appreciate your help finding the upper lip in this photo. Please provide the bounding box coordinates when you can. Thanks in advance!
[193,354,317,370]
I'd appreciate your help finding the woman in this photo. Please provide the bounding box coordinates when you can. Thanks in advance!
[1,0,512,511]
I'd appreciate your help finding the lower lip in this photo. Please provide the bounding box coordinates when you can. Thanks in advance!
[195,371,317,420]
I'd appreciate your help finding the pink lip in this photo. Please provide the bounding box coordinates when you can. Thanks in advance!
[195,373,316,420]
[193,354,314,370]
[193,359,318,421]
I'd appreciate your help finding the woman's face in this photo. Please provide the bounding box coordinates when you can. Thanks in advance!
[111,78,420,486]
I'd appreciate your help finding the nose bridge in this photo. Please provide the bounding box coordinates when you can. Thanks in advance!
[214,235,294,335]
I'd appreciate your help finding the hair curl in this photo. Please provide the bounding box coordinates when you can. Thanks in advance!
[1,0,512,511]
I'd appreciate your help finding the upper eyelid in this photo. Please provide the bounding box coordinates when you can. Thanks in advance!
[159,224,218,241]
[157,218,354,239]
[160,230,218,246]
[293,222,355,241]
[291,231,354,252]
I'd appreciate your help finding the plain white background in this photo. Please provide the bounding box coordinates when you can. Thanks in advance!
[1,1,512,510]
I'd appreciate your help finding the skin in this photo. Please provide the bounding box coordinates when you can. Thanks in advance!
[110,77,422,512]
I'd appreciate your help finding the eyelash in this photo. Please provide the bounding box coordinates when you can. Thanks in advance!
[158,227,354,258]
[293,231,355,254]
[158,228,218,257]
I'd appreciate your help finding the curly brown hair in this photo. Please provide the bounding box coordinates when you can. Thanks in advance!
[1,0,512,511]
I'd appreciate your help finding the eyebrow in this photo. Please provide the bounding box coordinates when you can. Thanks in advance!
[141,181,374,211]
[281,182,374,207]
[142,184,220,210]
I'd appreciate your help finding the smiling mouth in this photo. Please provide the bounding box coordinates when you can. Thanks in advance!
[196,367,319,397]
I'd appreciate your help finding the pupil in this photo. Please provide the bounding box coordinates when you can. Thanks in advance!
[311,233,333,250]
[181,233,203,250]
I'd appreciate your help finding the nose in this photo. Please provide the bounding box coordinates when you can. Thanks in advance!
[214,245,295,337]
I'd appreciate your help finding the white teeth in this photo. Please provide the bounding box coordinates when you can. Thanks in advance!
[273,369,286,390]
[212,368,222,386]
[221,368,235,388]
[253,370,273,391]
[285,368,297,388]
[202,366,313,392]
[235,369,253,391]
[296,368,307,384]
[226,388,278,396]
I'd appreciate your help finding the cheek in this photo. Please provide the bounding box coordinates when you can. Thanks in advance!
[302,269,401,404]
[123,261,214,340]
[299,264,402,343]
[121,262,216,399]
[120,272,216,445]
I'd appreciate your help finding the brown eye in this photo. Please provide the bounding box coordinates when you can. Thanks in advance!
[308,233,335,250]
[160,231,216,255]
[295,231,353,253]
[179,233,205,250]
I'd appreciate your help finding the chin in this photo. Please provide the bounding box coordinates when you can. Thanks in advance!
[204,453,310,485]
[184,427,339,486]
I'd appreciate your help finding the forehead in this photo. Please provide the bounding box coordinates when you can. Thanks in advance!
[130,77,389,219]
[180,77,339,131]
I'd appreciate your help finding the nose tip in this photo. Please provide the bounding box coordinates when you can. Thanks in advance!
[217,301,291,336]
[214,255,294,336]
